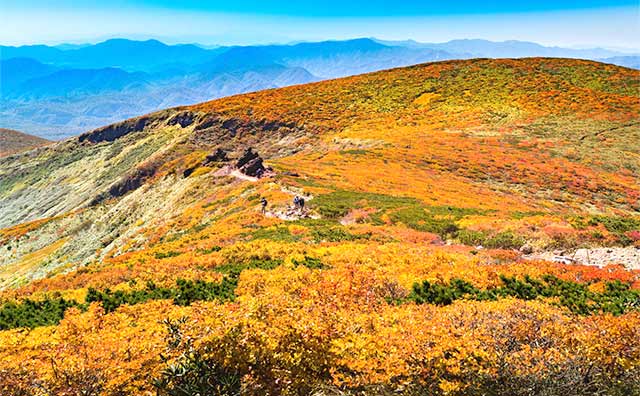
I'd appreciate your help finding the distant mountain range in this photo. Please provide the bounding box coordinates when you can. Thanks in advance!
[1,38,638,140]
[375,38,635,59]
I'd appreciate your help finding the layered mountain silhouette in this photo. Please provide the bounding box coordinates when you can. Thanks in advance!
[1,38,638,139]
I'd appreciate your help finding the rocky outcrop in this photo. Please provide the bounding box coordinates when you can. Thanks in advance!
[108,166,157,198]
[190,116,305,152]
[91,161,161,204]
[235,148,260,168]
[166,111,196,128]
[236,148,266,177]
[203,148,229,165]
[79,116,150,144]
[523,247,640,270]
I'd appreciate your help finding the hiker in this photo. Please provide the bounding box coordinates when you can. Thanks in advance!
[298,196,305,212]
[293,196,300,209]
[260,197,268,214]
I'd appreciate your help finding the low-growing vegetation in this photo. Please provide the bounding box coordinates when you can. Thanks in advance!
[410,275,640,315]
[1,58,639,396]
[0,297,79,330]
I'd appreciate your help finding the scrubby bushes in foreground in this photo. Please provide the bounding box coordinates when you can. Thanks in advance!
[410,275,640,315]
[150,299,640,396]
[0,258,285,329]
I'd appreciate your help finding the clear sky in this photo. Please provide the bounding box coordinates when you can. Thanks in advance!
[1,0,638,48]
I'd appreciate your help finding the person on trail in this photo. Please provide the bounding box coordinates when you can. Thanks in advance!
[298,196,305,212]
[260,197,268,214]
[293,196,300,210]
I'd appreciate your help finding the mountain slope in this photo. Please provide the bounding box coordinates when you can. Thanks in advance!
[1,56,638,284]
[0,128,50,156]
[12,67,149,99]
[0,38,455,138]
[0,64,317,139]
[0,58,639,395]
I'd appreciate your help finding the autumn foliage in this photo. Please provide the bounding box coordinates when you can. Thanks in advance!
[1,58,639,395]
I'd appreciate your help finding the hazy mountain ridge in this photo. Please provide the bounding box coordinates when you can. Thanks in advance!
[2,38,638,139]
[599,55,640,70]
[375,38,639,59]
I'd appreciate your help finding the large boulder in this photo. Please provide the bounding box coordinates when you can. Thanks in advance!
[236,148,266,177]
[240,157,265,177]
[235,148,259,168]
[203,148,228,165]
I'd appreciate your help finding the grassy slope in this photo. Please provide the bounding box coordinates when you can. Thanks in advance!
[0,58,638,289]
[0,128,50,157]
[0,58,639,394]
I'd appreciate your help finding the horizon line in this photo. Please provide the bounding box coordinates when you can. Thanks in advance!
[3,36,640,53]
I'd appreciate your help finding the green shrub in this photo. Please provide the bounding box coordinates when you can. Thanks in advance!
[483,231,525,249]
[589,215,640,234]
[574,215,640,246]
[153,352,241,396]
[339,149,368,156]
[292,256,327,270]
[310,225,360,242]
[1,257,285,330]
[197,246,222,254]
[411,279,474,306]
[389,206,459,237]
[154,251,182,259]
[86,283,175,313]
[250,226,300,242]
[312,190,486,239]
[85,273,249,313]
[213,259,283,278]
[410,275,640,315]
[312,190,417,219]
[456,229,487,246]
[174,278,237,306]
[456,230,524,249]
[0,297,79,330]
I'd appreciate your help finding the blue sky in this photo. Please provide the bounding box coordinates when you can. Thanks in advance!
[1,1,638,48]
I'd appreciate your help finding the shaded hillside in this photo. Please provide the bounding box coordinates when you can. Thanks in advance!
[0,58,639,396]
[0,128,50,157]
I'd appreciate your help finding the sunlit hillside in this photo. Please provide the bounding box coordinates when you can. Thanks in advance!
[0,128,50,157]
[0,58,639,395]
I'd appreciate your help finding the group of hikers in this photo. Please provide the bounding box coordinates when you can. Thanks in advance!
[293,195,305,211]
[260,195,305,215]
